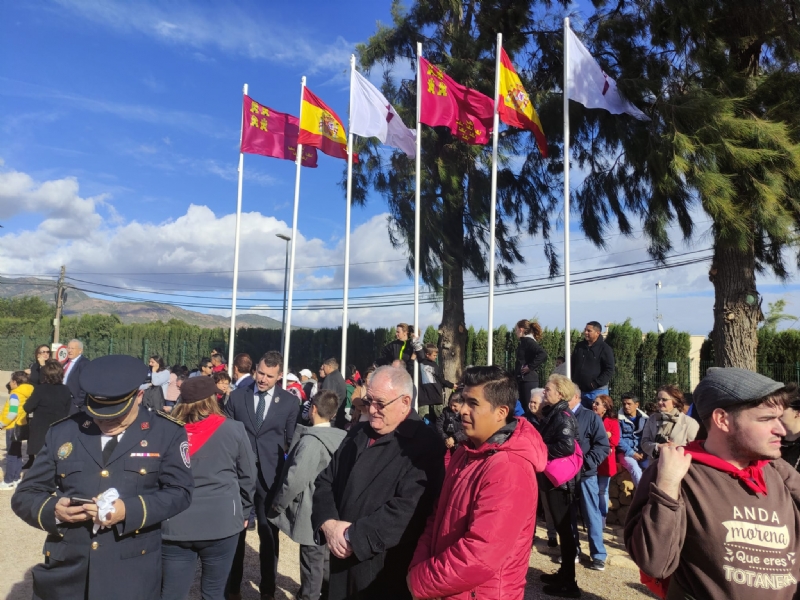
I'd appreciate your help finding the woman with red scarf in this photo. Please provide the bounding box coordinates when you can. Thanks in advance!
[160,377,257,600]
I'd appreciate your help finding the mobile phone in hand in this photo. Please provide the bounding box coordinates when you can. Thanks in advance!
[69,497,94,507]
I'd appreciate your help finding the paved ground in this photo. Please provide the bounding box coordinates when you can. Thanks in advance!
[0,426,655,599]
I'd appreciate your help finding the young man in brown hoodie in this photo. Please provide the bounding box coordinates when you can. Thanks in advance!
[625,368,800,600]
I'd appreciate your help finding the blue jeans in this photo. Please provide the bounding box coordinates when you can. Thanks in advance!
[571,475,607,561]
[161,533,239,600]
[4,429,23,483]
[620,455,648,487]
[580,387,608,409]
[597,475,610,518]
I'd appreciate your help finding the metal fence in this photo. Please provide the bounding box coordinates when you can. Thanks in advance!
[699,361,800,385]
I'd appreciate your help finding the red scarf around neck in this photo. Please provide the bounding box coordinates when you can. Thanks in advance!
[684,440,770,496]
[184,414,225,457]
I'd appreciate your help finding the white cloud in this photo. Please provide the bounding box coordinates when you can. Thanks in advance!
[52,0,355,74]
[1,161,797,333]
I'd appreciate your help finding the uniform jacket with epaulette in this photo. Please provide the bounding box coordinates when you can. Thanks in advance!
[11,408,194,600]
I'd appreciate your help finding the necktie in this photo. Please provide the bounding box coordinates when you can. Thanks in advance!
[63,359,71,372]
[255,391,266,430]
[102,435,119,465]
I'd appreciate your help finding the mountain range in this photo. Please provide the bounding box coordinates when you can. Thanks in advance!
[0,276,299,330]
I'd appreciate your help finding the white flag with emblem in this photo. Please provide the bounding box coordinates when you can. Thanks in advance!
[565,26,649,121]
[350,69,417,157]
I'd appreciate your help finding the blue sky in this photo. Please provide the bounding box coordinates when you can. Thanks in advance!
[1,0,798,336]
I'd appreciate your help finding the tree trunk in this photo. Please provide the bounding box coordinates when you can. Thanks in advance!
[438,195,467,388]
[710,237,760,369]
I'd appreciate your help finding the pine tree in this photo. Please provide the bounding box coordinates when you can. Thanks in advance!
[353,0,564,384]
[556,0,800,368]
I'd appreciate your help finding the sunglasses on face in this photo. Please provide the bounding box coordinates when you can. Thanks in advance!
[38,350,51,355]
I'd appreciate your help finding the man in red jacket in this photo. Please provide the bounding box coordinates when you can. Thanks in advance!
[408,366,548,600]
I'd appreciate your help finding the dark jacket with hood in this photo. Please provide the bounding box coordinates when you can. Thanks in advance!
[268,424,347,546]
[408,418,547,600]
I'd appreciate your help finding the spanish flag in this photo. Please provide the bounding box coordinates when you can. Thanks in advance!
[298,87,356,162]
[498,48,548,157]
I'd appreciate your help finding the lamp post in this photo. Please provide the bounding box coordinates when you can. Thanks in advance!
[277,233,291,352]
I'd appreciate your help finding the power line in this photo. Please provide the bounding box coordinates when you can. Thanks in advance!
[60,248,712,306]
[64,253,711,312]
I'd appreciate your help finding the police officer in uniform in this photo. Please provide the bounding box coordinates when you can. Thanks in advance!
[11,355,195,600]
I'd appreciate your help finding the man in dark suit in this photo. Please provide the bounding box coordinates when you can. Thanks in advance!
[225,350,299,600]
[312,366,444,600]
[231,352,254,391]
[62,338,88,411]
[11,355,194,600]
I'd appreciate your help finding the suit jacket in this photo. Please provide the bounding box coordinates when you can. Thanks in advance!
[312,412,445,600]
[63,355,88,411]
[224,383,299,508]
[11,409,194,600]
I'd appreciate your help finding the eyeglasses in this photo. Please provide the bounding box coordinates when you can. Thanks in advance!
[363,393,405,412]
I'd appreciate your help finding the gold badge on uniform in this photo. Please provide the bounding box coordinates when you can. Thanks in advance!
[57,442,73,460]
[140,440,148,447]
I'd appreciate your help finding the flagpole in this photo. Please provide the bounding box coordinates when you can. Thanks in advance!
[414,42,422,406]
[283,76,306,388]
[563,18,572,379]
[228,82,248,377]
[341,55,355,374]
[487,33,502,366]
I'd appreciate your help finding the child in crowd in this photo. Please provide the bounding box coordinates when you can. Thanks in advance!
[436,390,466,469]
[268,391,346,600]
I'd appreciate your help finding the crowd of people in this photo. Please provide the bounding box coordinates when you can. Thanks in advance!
[3,320,800,600]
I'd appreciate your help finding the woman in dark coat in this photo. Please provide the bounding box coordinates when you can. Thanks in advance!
[514,319,548,413]
[537,373,583,598]
[27,344,51,386]
[160,376,256,600]
[24,359,73,457]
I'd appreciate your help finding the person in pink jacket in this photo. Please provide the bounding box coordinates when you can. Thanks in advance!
[408,365,548,600]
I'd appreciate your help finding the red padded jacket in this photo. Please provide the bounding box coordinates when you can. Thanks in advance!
[408,418,547,600]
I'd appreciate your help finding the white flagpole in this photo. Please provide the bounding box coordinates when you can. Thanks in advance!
[341,56,355,373]
[228,82,247,377]
[282,76,306,388]
[563,18,572,379]
[414,42,422,406]
[487,33,502,366]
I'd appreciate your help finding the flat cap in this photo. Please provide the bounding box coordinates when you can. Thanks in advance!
[179,376,219,404]
[694,367,784,422]
[80,355,148,420]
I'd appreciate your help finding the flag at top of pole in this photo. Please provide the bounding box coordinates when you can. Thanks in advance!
[350,69,416,157]
[565,25,650,121]
[419,56,494,145]
[299,87,358,161]
[241,95,318,167]
[498,48,548,156]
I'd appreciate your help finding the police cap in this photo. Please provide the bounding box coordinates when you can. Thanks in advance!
[80,355,148,420]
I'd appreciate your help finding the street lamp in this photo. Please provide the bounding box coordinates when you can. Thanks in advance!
[276,233,291,352]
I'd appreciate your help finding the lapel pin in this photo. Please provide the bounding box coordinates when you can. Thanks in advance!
[140,440,148,447]
[82,420,91,429]
[141,422,150,430]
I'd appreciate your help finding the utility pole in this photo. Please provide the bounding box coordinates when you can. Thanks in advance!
[53,265,66,346]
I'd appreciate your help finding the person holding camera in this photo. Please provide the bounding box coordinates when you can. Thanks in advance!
[640,384,699,460]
